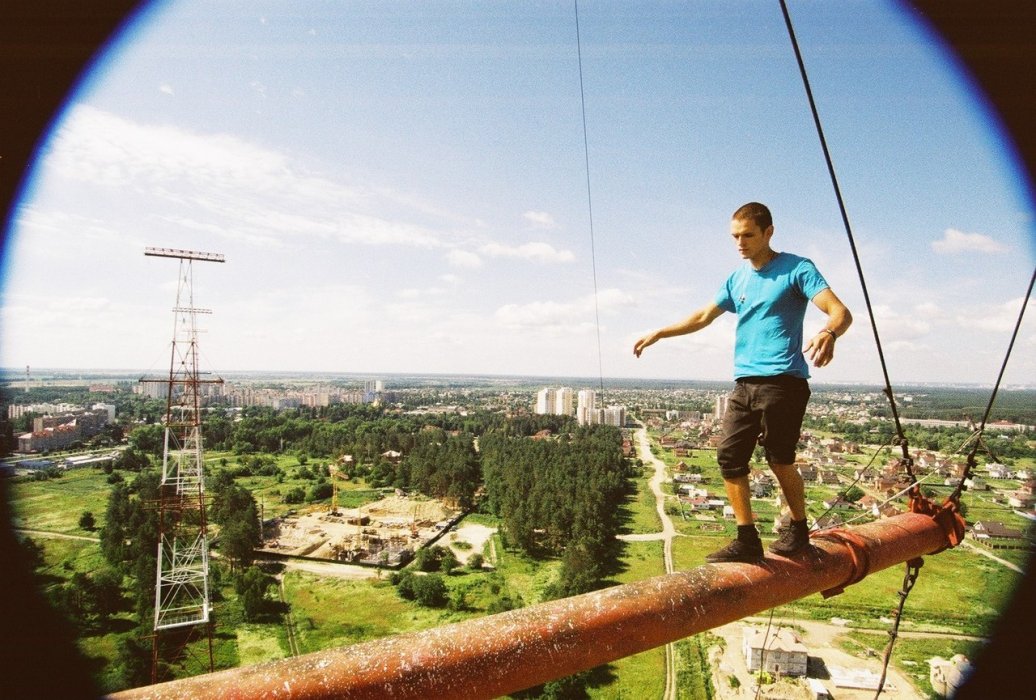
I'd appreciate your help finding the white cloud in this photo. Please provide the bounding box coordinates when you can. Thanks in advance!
[523,210,557,229]
[446,249,482,268]
[931,228,1007,254]
[480,241,575,263]
[954,296,1032,333]
[494,288,632,330]
[42,106,454,252]
[159,84,174,96]
[872,304,932,340]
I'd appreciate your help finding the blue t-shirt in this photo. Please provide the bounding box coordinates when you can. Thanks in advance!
[714,252,829,380]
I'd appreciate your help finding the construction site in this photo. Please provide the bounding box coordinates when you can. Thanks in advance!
[259,494,461,568]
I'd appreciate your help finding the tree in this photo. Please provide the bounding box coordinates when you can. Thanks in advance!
[235,566,275,622]
[19,537,45,571]
[92,568,124,617]
[116,637,152,689]
[412,574,448,608]
[843,485,865,503]
[79,511,96,531]
[221,520,258,571]
[283,486,305,504]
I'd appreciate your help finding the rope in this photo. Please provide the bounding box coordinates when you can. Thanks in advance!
[573,0,605,393]
[951,264,1036,502]
[776,0,914,482]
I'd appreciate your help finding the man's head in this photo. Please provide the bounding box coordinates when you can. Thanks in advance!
[730,202,775,265]
[732,202,772,231]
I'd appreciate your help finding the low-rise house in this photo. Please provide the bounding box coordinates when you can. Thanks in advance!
[743,626,808,677]
[678,485,708,500]
[879,504,904,519]
[1007,491,1035,509]
[964,476,988,491]
[970,521,1026,549]
[822,496,852,510]
[987,463,1012,480]
[857,495,881,514]
[815,514,844,529]
[819,470,841,485]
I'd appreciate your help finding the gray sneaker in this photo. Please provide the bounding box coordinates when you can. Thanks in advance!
[705,537,764,563]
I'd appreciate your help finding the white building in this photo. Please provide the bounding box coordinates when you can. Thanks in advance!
[743,626,808,677]
[715,394,729,420]
[577,389,596,426]
[535,388,556,415]
[602,405,626,427]
[555,387,574,416]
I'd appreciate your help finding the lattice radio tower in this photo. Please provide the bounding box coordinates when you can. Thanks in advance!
[142,247,224,683]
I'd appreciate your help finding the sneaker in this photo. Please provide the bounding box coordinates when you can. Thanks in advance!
[705,537,763,563]
[768,523,809,556]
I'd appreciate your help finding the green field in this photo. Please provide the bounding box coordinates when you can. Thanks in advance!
[9,469,113,534]
[7,439,1030,696]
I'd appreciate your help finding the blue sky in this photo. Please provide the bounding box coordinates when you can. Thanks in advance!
[2,0,1034,386]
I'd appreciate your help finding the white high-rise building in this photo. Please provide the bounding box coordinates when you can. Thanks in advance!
[555,387,574,416]
[535,388,557,415]
[715,395,729,420]
[577,389,596,426]
[602,405,626,427]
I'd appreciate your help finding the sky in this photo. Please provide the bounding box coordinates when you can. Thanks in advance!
[2,0,1034,387]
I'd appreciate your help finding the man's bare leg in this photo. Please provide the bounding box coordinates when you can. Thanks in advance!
[706,473,763,563]
[768,463,810,555]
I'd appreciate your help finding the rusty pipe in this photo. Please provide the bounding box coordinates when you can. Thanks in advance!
[108,512,949,700]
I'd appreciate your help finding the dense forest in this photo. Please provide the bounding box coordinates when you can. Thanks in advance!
[481,425,633,597]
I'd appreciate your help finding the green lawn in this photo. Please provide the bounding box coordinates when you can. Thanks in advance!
[9,468,113,534]
[623,464,663,535]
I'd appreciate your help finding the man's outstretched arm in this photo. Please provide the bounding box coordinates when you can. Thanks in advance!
[633,302,726,357]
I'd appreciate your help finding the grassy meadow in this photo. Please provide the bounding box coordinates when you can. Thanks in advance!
[7,429,1030,697]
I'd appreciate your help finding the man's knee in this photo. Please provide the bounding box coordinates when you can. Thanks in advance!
[719,463,750,480]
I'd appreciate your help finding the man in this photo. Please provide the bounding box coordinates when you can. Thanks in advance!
[633,202,852,563]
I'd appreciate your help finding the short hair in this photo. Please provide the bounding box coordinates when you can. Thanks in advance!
[732,202,772,231]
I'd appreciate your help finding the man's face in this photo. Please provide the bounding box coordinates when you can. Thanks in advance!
[730,217,774,261]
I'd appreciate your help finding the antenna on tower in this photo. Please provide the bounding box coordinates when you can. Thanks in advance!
[142,246,224,683]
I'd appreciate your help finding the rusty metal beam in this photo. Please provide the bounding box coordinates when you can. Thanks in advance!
[108,512,950,700]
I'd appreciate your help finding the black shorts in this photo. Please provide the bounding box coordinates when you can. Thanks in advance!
[716,375,811,479]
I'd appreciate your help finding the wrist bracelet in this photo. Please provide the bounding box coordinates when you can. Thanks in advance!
[822,329,837,339]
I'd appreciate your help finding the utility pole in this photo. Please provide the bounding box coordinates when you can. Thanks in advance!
[142,247,224,683]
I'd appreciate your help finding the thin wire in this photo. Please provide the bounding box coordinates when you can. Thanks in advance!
[953,264,1036,501]
[777,0,912,477]
[574,0,605,393]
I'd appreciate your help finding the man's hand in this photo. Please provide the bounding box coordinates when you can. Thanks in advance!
[805,330,836,368]
[633,332,659,358]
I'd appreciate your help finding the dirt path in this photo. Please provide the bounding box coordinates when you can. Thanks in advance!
[960,540,1025,573]
[280,558,379,580]
[15,527,100,543]
[279,576,301,657]
[635,426,678,700]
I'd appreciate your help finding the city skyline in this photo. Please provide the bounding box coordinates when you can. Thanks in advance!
[2,2,1034,387]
